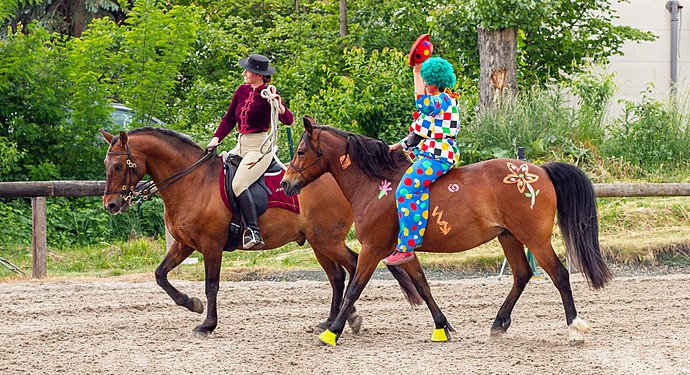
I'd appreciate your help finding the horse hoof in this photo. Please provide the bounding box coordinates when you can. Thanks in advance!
[189,297,204,314]
[319,329,338,347]
[189,330,209,339]
[568,316,590,346]
[347,313,363,334]
[431,327,450,342]
[489,329,506,338]
[316,321,331,331]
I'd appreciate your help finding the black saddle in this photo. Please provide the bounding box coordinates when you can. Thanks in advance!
[223,154,283,251]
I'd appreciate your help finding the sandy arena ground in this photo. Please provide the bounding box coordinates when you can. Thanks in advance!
[1,272,689,374]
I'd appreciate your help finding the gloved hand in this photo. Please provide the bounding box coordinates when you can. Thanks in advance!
[389,143,402,152]
[269,93,286,115]
[206,137,220,150]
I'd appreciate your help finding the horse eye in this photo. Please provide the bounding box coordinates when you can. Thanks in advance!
[114,164,123,171]
[297,150,305,157]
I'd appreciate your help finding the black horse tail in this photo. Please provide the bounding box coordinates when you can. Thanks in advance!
[386,265,424,306]
[543,162,612,289]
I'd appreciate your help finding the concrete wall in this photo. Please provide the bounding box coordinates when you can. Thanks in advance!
[608,1,689,106]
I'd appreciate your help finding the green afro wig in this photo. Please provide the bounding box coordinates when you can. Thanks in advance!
[420,57,456,90]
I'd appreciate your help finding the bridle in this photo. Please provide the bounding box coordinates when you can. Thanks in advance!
[287,126,324,181]
[105,137,215,205]
[104,142,142,203]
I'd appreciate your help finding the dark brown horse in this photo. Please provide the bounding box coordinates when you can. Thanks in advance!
[100,127,421,336]
[281,116,613,346]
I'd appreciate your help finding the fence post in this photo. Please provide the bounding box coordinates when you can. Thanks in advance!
[286,127,295,159]
[31,197,47,279]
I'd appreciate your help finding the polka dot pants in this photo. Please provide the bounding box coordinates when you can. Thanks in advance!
[395,157,452,252]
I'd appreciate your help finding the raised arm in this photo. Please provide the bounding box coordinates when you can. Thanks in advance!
[413,63,425,97]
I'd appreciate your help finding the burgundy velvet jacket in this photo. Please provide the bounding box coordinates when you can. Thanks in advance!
[213,83,294,141]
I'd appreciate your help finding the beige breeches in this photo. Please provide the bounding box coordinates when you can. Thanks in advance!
[230,132,274,196]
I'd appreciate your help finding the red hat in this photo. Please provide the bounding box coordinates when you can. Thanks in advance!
[408,34,433,67]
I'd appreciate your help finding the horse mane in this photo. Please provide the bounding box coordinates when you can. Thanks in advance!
[312,126,410,180]
[126,127,204,152]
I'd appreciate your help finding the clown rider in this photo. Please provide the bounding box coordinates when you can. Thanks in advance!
[383,57,461,266]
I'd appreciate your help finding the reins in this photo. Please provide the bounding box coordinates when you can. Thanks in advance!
[105,138,215,205]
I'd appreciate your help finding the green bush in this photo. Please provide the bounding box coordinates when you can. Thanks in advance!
[460,86,577,164]
[0,200,33,244]
[0,197,164,249]
[571,68,616,150]
[290,47,412,141]
[604,87,690,174]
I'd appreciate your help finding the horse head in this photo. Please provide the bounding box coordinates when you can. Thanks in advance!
[281,116,330,195]
[100,129,147,214]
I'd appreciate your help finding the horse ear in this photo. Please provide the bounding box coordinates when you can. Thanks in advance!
[303,115,316,135]
[118,131,128,146]
[99,129,113,144]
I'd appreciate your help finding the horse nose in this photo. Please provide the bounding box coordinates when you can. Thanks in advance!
[280,181,290,194]
[280,180,300,196]
[105,201,119,213]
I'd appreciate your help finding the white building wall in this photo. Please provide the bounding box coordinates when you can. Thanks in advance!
[608,1,689,107]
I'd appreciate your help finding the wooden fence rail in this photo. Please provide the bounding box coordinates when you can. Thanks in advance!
[594,183,690,197]
[1,181,689,278]
[0,181,105,197]
[3,181,689,199]
[2,181,118,278]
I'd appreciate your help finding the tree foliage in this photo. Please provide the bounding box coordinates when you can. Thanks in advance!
[467,0,549,31]
[117,1,199,121]
[1,0,122,36]
[0,25,82,180]
[433,0,656,87]
[0,0,660,182]
[0,0,198,181]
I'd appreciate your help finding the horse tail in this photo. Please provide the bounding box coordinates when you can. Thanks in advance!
[386,265,425,306]
[542,162,612,289]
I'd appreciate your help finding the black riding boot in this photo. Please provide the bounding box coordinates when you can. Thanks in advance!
[236,190,264,249]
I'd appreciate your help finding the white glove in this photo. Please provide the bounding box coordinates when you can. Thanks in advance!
[207,137,220,149]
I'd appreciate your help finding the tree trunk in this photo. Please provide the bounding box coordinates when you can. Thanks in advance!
[477,27,518,108]
[70,0,87,37]
[339,0,348,37]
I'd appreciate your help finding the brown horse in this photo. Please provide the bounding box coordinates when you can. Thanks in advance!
[281,116,613,346]
[100,127,421,336]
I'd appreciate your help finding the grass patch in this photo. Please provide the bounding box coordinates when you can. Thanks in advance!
[597,197,690,232]
[601,227,690,264]
[0,238,168,279]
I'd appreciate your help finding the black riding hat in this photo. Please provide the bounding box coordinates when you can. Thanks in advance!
[238,54,275,75]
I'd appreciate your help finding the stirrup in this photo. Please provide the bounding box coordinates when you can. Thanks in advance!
[243,228,264,249]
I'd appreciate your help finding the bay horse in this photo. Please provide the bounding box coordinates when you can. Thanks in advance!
[100,127,422,336]
[280,116,613,346]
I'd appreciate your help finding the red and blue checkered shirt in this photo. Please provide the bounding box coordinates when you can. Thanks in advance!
[400,92,460,165]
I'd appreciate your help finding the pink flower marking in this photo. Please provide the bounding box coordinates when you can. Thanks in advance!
[378,179,392,199]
